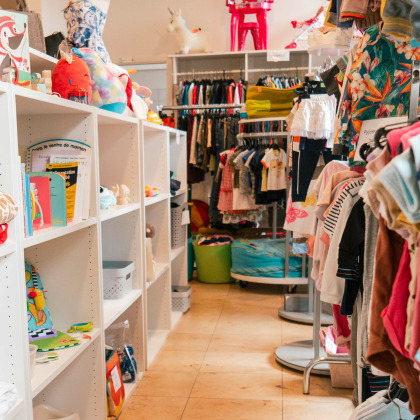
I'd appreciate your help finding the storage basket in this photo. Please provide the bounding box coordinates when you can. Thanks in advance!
[103,261,134,299]
[193,240,233,284]
[171,203,188,249]
[172,286,191,313]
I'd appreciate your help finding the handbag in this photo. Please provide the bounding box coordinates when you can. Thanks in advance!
[10,0,46,53]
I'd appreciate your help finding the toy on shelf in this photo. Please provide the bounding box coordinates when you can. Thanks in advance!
[167,8,209,54]
[100,186,117,210]
[0,11,31,87]
[73,47,127,114]
[146,222,155,238]
[31,73,46,93]
[226,0,274,51]
[145,186,160,197]
[147,109,162,125]
[68,322,93,333]
[110,184,130,205]
[52,52,92,103]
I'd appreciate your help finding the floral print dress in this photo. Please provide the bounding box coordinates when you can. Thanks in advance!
[335,23,420,165]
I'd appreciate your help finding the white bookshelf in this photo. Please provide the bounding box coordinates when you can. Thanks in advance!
[0,73,188,419]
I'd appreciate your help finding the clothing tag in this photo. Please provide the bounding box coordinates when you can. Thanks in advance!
[181,210,190,225]
[176,133,180,145]
[267,50,290,62]
[354,116,407,162]
[111,366,122,392]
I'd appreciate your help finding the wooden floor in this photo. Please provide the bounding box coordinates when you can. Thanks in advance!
[120,280,354,420]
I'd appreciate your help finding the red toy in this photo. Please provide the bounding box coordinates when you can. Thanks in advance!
[52,55,92,104]
[226,0,273,51]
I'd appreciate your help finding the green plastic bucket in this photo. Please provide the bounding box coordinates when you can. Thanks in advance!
[193,240,233,284]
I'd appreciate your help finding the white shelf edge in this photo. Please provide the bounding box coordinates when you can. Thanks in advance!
[31,328,101,398]
[170,245,185,261]
[100,203,141,222]
[23,218,97,248]
[147,329,170,367]
[145,194,170,207]
[146,262,169,289]
[171,311,183,329]
[3,398,24,420]
[103,289,143,329]
[0,241,16,258]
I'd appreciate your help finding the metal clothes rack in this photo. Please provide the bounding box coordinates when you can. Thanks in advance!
[161,104,242,111]
[175,66,310,78]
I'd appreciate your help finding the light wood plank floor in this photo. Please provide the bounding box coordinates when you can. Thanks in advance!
[120,280,354,420]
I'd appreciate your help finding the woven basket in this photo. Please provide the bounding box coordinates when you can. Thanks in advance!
[171,203,188,249]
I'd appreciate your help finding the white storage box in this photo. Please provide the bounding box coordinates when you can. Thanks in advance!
[172,286,191,313]
[103,261,134,299]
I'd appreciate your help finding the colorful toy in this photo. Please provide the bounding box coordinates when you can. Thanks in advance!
[147,109,162,125]
[72,47,127,114]
[167,9,209,54]
[68,322,93,333]
[226,0,273,51]
[0,11,31,87]
[31,73,46,93]
[52,53,92,103]
[145,186,160,197]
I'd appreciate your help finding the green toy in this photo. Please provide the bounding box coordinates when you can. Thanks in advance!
[68,322,93,333]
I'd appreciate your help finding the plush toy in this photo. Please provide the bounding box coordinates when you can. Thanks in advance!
[145,186,160,197]
[52,54,92,103]
[110,184,130,205]
[147,109,162,125]
[99,186,116,209]
[72,47,126,114]
[167,9,209,54]
[146,223,155,238]
[0,191,18,225]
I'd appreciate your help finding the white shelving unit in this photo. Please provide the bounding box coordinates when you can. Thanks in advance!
[0,51,188,418]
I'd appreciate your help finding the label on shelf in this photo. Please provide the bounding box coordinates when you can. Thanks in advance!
[111,365,122,392]
[267,50,290,62]
[176,133,180,145]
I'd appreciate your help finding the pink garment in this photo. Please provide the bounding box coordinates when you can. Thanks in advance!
[218,150,235,212]
[381,242,411,358]
[400,127,420,151]
[386,121,420,157]
[410,236,420,362]
[332,304,351,348]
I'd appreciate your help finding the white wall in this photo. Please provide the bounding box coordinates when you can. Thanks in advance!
[39,0,326,64]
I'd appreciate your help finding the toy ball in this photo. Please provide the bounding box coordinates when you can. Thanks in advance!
[52,56,92,103]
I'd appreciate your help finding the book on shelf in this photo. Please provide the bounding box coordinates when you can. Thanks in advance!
[21,163,33,237]
[26,139,92,221]
[46,162,78,221]
[29,176,52,231]
[28,172,67,227]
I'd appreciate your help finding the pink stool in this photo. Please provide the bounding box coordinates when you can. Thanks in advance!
[226,0,273,51]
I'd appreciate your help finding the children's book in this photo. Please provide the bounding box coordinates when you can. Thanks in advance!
[21,163,33,237]
[28,172,67,227]
[26,139,92,220]
[29,176,52,231]
[49,155,90,221]
[46,162,78,221]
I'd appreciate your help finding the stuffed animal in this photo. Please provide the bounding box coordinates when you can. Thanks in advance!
[110,184,130,205]
[52,54,92,103]
[146,223,155,238]
[99,186,116,209]
[0,191,18,225]
[72,47,127,114]
[167,9,209,54]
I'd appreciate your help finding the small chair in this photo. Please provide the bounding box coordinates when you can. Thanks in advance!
[226,0,274,51]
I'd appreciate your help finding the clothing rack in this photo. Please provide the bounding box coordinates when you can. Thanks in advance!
[175,66,310,78]
[160,104,242,111]
[236,132,288,140]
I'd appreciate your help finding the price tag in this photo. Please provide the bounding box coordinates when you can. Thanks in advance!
[111,365,122,392]
[267,50,290,62]
[181,210,190,225]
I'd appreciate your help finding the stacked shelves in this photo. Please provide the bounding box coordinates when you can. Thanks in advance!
[0,54,187,418]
